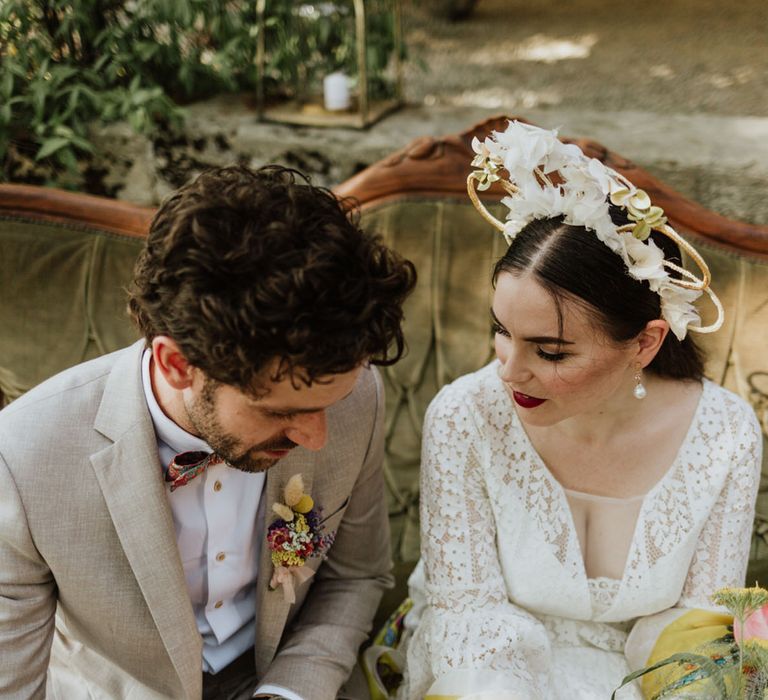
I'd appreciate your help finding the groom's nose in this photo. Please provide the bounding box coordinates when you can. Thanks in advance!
[286,411,328,451]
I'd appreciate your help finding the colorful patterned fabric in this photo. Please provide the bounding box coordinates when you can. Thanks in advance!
[165,451,223,491]
[640,609,734,699]
[363,598,414,700]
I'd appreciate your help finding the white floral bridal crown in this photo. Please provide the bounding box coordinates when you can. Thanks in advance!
[466,120,724,341]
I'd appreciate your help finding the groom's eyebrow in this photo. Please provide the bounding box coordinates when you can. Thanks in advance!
[489,308,574,345]
[260,389,356,415]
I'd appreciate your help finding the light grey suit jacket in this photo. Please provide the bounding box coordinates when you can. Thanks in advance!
[0,341,392,699]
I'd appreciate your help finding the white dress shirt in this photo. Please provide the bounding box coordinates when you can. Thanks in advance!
[141,351,303,700]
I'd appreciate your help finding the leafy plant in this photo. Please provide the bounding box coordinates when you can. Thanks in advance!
[0,0,403,183]
[0,0,260,179]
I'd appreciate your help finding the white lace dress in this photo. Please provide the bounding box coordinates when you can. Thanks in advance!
[399,362,763,700]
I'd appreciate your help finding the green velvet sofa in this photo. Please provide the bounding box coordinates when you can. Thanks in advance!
[2,117,768,607]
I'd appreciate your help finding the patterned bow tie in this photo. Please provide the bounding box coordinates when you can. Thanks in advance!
[166,451,224,491]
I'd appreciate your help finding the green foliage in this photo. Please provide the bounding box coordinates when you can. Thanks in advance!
[0,0,260,176]
[0,1,402,180]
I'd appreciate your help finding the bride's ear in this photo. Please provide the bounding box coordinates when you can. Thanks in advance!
[634,319,669,368]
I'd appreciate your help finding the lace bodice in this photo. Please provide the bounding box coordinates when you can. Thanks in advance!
[401,362,763,699]
[588,577,621,617]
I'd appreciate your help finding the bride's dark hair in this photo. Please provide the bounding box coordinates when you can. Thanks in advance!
[493,213,705,380]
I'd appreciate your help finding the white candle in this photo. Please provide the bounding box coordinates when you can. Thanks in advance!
[323,72,350,111]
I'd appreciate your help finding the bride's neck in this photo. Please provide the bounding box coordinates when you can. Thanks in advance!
[548,373,669,446]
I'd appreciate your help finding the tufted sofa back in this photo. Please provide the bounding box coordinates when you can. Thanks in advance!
[2,117,767,592]
[0,186,150,404]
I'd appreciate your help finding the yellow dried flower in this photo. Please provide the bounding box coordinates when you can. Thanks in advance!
[293,514,308,533]
[281,551,305,567]
[294,494,314,514]
[712,586,768,621]
[272,550,306,567]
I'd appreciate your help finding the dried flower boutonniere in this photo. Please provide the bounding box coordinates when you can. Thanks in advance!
[267,473,335,603]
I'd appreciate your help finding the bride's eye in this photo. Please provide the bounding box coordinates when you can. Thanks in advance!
[491,321,510,338]
[537,347,566,362]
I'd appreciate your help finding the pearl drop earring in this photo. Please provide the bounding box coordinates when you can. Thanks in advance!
[633,366,647,400]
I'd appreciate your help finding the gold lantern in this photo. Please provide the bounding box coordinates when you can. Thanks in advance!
[255,0,403,128]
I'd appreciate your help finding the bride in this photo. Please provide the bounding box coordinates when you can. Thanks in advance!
[397,123,763,699]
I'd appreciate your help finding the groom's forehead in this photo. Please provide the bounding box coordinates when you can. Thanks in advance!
[234,364,362,410]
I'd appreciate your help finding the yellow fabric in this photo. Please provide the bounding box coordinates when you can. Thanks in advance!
[641,609,733,699]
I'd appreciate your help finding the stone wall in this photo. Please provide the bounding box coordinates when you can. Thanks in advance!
[84,99,768,227]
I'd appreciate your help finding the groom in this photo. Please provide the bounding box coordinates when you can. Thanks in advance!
[0,165,416,699]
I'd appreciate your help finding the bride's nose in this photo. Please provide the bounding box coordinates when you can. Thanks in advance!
[497,343,533,384]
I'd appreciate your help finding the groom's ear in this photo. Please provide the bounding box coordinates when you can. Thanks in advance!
[151,336,195,390]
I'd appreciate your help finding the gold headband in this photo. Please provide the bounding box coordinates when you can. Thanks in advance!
[467,122,724,339]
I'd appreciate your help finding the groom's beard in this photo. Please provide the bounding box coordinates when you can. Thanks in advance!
[184,381,298,473]
[222,435,299,473]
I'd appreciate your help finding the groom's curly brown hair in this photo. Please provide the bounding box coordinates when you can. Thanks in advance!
[128,165,416,391]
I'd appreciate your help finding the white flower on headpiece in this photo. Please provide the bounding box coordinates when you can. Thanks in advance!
[593,218,625,254]
[562,161,599,195]
[471,137,487,164]
[623,235,667,284]
[586,159,616,196]
[468,119,718,341]
[471,137,502,168]
[502,219,524,244]
[471,136,505,191]
[558,167,611,238]
[517,179,563,217]
[658,282,702,341]
[546,140,584,174]
[495,122,559,180]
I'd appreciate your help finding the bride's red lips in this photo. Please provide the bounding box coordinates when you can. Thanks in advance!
[512,391,547,409]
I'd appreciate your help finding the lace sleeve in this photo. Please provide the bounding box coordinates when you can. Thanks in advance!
[402,387,551,699]
[679,404,763,605]
[625,400,764,670]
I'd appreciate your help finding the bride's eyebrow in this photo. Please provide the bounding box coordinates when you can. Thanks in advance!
[524,335,575,345]
[489,308,574,345]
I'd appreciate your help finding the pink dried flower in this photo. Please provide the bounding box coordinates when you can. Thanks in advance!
[735,603,768,644]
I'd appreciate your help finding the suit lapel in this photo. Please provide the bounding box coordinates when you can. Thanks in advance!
[90,342,201,699]
[254,453,315,677]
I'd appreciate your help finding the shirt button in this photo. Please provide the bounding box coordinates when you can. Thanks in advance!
[216,552,226,562]
[214,600,223,609]
[213,480,222,492]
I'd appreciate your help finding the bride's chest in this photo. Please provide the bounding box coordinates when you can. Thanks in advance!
[524,429,687,498]
[481,439,727,620]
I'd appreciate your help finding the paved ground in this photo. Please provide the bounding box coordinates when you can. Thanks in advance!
[392,0,768,224]
[404,0,768,117]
